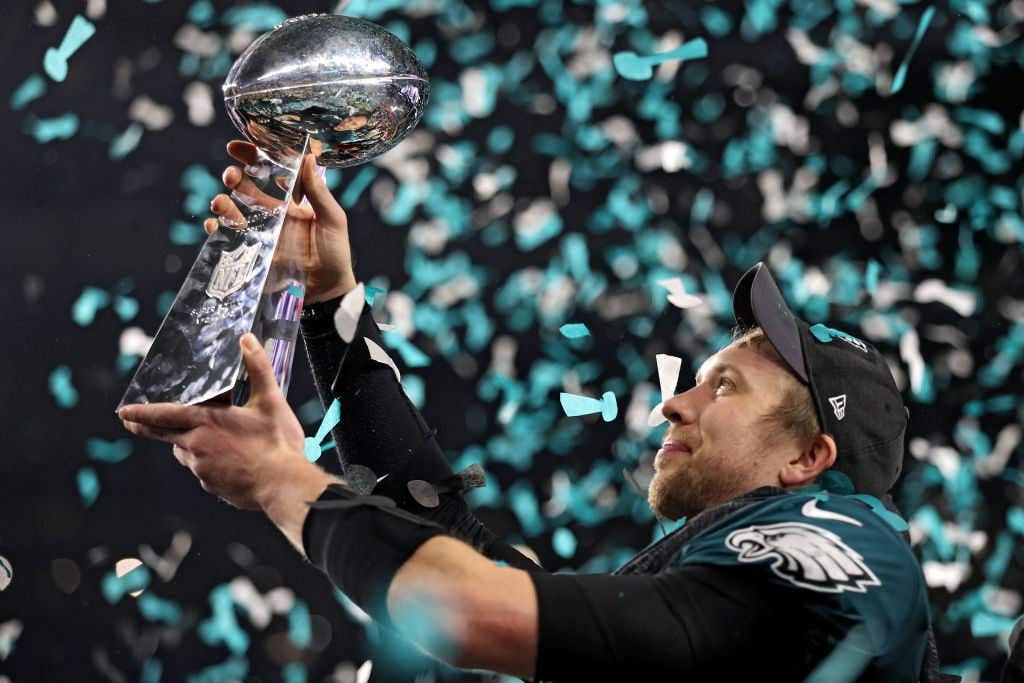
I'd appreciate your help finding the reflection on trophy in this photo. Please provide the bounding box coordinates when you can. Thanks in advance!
[118,14,429,409]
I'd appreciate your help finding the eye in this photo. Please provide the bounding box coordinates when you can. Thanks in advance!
[714,376,733,393]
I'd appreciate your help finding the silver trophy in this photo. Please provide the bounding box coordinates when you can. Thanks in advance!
[119,14,429,409]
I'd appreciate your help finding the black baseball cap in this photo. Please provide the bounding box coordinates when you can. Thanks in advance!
[731,262,907,497]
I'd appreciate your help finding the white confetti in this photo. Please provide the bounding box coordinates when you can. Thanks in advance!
[0,620,23,661]
[656,278,703,309]
[34,0,57,26]
[129,95,173,131]
[119,327,153,357]
[922,561,970,592]
[85,0,106,19]
[914,279,978,317]
[183,81,215,127]
[333,283,366,343]
[114,558,145,598]
[364,337,401,383]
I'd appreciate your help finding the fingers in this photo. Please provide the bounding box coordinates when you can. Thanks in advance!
[240,334,281,402]
[299,154,346,224]
[172,444,194,468]
[226,140,259,165]
[119,403,208,430]
[122,419,188,446]
[210,193,247,227]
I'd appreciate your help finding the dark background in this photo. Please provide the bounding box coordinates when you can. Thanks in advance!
[1,0,1023,681]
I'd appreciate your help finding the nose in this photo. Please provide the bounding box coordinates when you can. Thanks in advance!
[661,385,700,425]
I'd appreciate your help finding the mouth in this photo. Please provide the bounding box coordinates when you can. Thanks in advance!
[655,438,692,466]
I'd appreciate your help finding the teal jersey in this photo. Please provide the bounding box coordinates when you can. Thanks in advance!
[677,491,930,681]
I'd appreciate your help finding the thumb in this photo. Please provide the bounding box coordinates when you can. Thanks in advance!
[300,154,346,222]
[240,334,280,401]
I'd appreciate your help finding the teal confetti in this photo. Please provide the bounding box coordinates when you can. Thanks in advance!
[559,323,591,339]
[72,286,110,325]
[340,166,377,207]
[181,164,220,216]
[43,15,97,82]
[187,0,215,26]
[141,659,163,683]
[101,563,150,603]
[552,527,577,558]
[614,38,709,81]
[282,664,307,683]
[288,601,312,648]
[559,391,618,421]
[86,438,133,463]
[890,7,935,94]
[364,285,386,306]
[198,585,249,654]
[970,612,1019,638]
[187,657,249,683]
[137,593,183,624]
[49,365,79,408]
[156,291,176,316]
[25,113,79,143]
[109,123,144,161]
[77,466,99,507]
[402,374,425,409]
[382,330,431,367]
[221,4,287,30]
[113,295,139,321]
[169,220,203,246]
[864,260,880,296]
[701,6,734,37]
[304,399,340,462]
[10,74,46,110]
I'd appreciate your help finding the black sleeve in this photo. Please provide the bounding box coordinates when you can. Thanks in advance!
[529,565,808,681]
[299,295,540,572]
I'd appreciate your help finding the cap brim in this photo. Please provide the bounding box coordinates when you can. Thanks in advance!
[732,262,809,383]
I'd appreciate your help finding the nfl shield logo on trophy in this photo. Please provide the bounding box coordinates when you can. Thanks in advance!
[206,242,261,301]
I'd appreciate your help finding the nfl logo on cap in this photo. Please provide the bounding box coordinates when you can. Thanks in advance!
[828,395,847,421]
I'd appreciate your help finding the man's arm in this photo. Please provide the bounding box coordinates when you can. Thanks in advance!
[300,295,540,571]
[268,468,797,681]
[257,465,538,678]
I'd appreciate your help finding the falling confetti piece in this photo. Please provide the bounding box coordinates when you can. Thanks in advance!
[613,38,709,81]
[304,399,340,462]
[890,7,935,95]
[43,14,97,82]
[649,354,683,426]
[86,438,132,463]
[24,112,79,143]
[656,278,703,309]
[364,337,401,383]
[559,323,591,338]
[559,391,618,422]
[10,74,46,110]
[333,283,366,343]
[48,365,79,408]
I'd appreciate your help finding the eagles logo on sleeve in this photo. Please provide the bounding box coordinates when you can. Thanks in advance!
[725,522,881,594]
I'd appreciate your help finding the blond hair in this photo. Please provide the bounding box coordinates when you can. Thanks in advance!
[731,327,821,446]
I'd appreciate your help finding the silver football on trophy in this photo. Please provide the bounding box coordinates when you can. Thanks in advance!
[223,13,430,168]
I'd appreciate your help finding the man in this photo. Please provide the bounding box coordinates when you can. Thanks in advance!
[120,142,956,681]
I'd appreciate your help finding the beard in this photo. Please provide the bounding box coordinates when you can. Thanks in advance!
[647,450,753,521]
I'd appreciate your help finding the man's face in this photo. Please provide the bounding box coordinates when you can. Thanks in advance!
[648,341,801,520]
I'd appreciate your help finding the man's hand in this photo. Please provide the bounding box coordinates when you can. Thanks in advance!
[206,140,357,304]
[119,333,320,511]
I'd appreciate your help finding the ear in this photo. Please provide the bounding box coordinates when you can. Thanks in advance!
[779,433,837,489]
